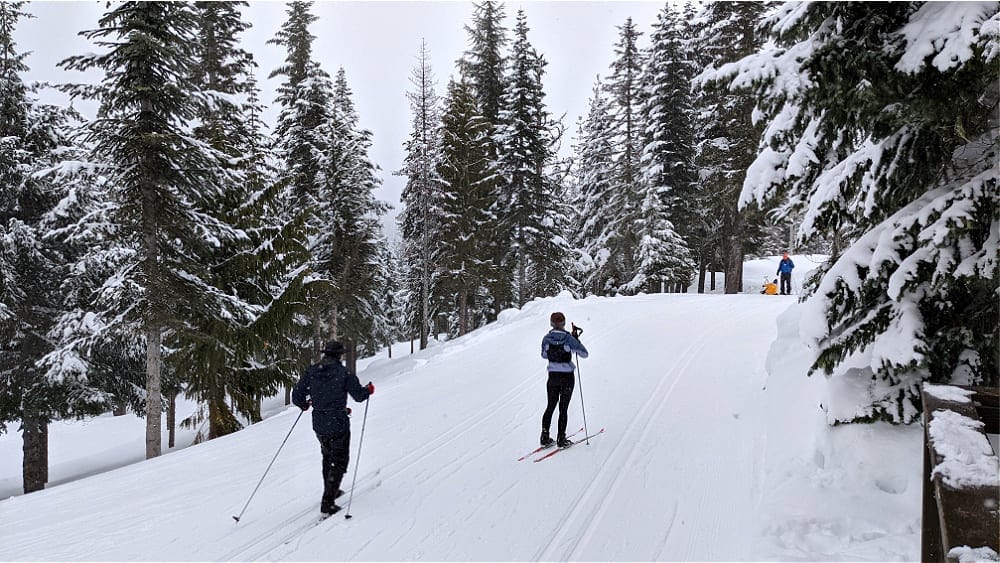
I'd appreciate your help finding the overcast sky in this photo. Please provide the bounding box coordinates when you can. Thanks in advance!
[15,1,668,239]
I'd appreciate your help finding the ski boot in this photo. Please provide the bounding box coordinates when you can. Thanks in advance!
[540,429,554,447]
[557,435,573,448]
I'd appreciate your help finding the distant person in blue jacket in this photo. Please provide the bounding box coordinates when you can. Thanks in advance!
[776,253,795,295]
[293,341,374,516]
[540,312,589,448]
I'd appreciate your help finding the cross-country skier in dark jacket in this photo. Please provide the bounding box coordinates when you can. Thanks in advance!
[540,312,588,448]
[292,341,373,515]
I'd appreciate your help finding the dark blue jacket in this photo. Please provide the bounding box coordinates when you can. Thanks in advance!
[292,357,370,436]
[777,258,795,274]
[541,329,588,373]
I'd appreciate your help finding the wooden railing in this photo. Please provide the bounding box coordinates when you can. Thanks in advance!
[921,384,999,562]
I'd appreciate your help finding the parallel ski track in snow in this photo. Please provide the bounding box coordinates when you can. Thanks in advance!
[231,356,545,561]
[535,300,763,561]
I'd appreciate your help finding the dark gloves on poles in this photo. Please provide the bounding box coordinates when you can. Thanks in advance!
[301,400,311,412]
[366,382,375,395]
[571,323,583,339]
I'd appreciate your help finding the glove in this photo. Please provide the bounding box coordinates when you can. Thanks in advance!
[571,323,583,339]
[301,399,311,412]
[366,382,375,395]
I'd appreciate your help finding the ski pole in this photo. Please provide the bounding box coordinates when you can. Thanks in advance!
[575,353,591,445]
[233,409,304,523]
[344,392,370,520]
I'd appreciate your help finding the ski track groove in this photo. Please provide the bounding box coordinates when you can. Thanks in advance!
[536,301,759,561]
[539,329,710,561]
[533,300,715,560]
[653,500,680,560]
[224,296,741,562]
[571,304,766,560]
[232,358,542,560]
[221,505,318,561]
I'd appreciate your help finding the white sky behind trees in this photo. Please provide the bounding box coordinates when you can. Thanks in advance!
[15,1,666,239]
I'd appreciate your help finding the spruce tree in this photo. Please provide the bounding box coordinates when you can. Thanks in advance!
[58,1,237,459]
[320,67,388,370]
[496,10,568,305]
[459,0,510,315]
[0,1,106,492]
[436,77,493,335]
[570,78,617,296]
[711,1,999,422]
[398,40,444,349]
[176,1,279,440]
[693,1,768,294]
[269,1,344,367]
[637,4,697,292]
[599,18,646,295]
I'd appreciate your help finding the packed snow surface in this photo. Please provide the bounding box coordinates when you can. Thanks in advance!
[0,288,923,560]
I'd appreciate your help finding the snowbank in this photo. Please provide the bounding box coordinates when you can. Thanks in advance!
[754,303,923,560]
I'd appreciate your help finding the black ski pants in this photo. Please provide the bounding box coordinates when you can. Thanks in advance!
[317,430,350,505]
[780,272,792,295]
[542,371,575,439]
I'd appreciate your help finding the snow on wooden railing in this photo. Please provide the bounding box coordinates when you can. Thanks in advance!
[920,384,999,562]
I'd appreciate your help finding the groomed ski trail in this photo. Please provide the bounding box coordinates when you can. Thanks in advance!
[0,293,793,561]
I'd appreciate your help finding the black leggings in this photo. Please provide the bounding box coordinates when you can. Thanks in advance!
[542,371,575,438]
[317,430,351,501]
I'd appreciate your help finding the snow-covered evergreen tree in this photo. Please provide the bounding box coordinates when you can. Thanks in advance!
[692,1,768,294]
[637,4,697,292]
[57,1,242,459]
[570,78,617,296]
[320,67,389,371]
[496,10,568,306]
[707,1,999,422]
[595,18,648,295]
[398,40,444,350]
[175,1,280,440]
[436,77,493,335]
[0,1,108,492]
[269,1,351,372]
[459,0,510,315]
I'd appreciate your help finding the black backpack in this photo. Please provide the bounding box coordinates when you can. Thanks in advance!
[547,341,572,363]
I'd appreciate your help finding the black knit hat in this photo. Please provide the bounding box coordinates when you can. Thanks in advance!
[550,312,566,329]
[323,341,345,357]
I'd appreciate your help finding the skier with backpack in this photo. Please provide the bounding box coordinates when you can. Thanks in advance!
[540,312,588,448]
[292,341,374,516]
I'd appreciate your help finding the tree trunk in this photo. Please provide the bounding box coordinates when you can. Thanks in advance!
[208,393,222,441]
[167,391,176,449]
[348,340,358,373]
[113,402,126,416]
[697,256,707,294]
[458,283,469,336]
[517,242,527,307]
[327,304,339,344]
[725,237,744,294]
[388,341,392,359]
[312,311,323,362]
[21,410,48,494]
[284,385,291,406]
[145,323,163,459]
[710,270,717,291]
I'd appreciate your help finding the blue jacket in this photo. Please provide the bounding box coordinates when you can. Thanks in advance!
[292,357,370,436]
[541,329,588,373]
[777,258,794,274]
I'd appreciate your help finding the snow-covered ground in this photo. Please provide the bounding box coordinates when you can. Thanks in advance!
[0,257,925,561]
